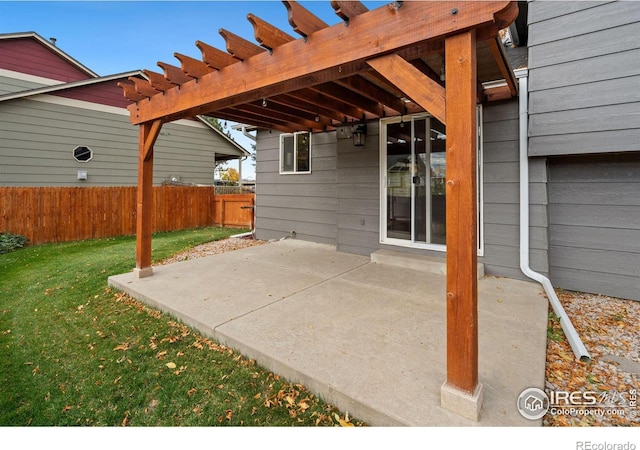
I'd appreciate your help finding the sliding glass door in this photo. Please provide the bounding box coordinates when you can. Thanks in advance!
[382,115,447,249]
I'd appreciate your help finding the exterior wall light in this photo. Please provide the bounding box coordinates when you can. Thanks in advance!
[352,123,367,147]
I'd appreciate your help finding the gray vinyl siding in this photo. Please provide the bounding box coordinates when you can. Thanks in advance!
[337,122,381,255]
[548,154,640,301]
[481,100,548,279]
[0,74,50,95]
[254,130,337,244]
[528,0,640,156]
[255,100,543,280]
[0,96,240,186]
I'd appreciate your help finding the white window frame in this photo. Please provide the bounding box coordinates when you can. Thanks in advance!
[279,131,311,174]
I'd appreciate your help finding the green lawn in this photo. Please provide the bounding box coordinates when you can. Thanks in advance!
[0,228,360,426]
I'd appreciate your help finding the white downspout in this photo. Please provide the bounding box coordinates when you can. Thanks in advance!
[517,71,590,362]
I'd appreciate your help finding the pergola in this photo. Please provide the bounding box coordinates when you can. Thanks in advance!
[120,0,519,420]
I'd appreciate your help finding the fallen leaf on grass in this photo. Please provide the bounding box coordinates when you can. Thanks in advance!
[339,418,355,427]
[298,401,310,412]
[113,342,130,351]
[165,362,176,369]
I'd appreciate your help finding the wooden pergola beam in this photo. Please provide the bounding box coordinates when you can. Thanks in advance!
[128,1,517,125]
[219,28,266,60]
[488,37,518,96]
[290,88,366,122]
[311,82,384,117]
[367,54,446,124]
[336,74,407,114]
[441,29,481,419]
[215,109,291,133]
[174,52,214,79]
[284,0,329,38]
[135,119,163,277]
[157,62,193,85]
[248,13,295,51]
[331,0,369,22]
[128,77,160,98]
[233,102,326,132]
[143,69,177,92]
[196,40,239,69]
[118,80,146,102]
[274,94,346,123]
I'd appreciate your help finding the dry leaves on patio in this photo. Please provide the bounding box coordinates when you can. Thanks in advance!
[544,290,640,426]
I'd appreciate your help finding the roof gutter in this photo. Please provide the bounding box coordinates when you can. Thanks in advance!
[517,69,590,362]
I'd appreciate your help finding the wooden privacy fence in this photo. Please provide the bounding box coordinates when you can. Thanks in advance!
[0,186,254,245]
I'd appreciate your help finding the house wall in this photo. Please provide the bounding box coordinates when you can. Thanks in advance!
[255,99,545,279]
[0,95,231,187]
[547,153,640,301]
[527,0,640,300]
[336,122,381,255]
[0,72,54,95]
[254,130,338,244]
[0,37,91,82]
[528,0,640,156]
[482,100,548,278]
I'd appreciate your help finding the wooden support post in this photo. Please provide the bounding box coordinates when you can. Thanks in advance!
[134,119,162,278]
[441,30,483,421]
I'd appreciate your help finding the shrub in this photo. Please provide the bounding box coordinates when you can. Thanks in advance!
[0,232,28,254]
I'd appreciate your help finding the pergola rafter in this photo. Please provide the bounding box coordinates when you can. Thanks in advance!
[120,1,518,128]
[120,0,520,421]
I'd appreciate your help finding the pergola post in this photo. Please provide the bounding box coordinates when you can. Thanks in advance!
[134,119,162,278]
[440,29,482,421]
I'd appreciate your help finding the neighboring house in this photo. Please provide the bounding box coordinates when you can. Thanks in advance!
[0,32,249,187]
[251,0,640,301]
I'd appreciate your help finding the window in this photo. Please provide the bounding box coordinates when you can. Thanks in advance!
[73,146,92,162]
[280,132,311,174]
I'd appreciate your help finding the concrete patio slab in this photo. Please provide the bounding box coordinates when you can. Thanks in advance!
[108,239,549,426]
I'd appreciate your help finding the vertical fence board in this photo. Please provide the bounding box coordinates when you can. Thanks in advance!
[0,187,254,245]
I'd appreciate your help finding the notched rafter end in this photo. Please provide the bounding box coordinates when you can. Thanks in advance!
[219,28,266,60]
[195,40,238,70]
[174,52,214,79]
[283,0,329,39]
[157,61,194,85]
[118,80,146,102]
[331,0,369,23]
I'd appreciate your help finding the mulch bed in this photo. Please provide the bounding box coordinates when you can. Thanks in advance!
[157,236,266,265]
[543,290,640,426]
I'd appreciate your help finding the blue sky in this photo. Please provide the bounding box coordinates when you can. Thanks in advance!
[1,1,384,179]
[0,1,387,76]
